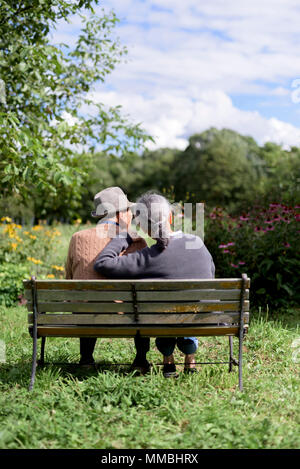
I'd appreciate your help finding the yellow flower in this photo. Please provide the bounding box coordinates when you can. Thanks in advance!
[51,265,64,271]
[24,231,30,235]
[10,242,18,250]
[47,274,55,279]
[29,234,37,240]
[1,216,12,222]
[73,218,82,225]
[32,225,43,231]
[27,257,43,265]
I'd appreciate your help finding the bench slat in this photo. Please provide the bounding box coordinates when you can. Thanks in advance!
[32,325,244,338]
[24,288,249,303]
[27,302,134,313]
[26,300,249,313]
[137,290,249,301]
[28,312,249,326]
[37,290,132,302]
[134,280,250,290]
[23,278,250,291]
[138,301,249,313]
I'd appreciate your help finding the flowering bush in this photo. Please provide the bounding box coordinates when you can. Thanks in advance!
[0,218,65,306]
[205,204,300,310]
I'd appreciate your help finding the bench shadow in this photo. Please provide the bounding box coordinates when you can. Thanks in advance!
[0,359,145,389]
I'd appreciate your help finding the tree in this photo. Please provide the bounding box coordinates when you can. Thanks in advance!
[0,0,151,219]
[173,128,264,212]
[258,143,300,206]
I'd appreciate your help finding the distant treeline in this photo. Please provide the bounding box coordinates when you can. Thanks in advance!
[2,127,299,223]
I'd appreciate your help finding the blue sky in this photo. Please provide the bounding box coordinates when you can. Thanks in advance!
[51,0,300,149]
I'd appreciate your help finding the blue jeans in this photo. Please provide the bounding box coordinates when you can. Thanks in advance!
[155,337,198,356]
[134,335,198,359]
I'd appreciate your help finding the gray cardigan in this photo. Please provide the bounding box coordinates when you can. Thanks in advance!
[94,231,215,280]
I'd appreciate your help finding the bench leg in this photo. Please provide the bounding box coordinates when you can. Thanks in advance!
[29,322,38,392]
[38,337,46,366]
[238,333,243,392]
[229,336,234,372]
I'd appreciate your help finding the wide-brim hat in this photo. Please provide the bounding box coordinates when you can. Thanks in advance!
[91,186,135,218]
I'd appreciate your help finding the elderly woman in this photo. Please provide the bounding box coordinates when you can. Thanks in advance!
[94,192,215,378]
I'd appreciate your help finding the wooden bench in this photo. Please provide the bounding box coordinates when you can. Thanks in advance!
[24,274,250,391]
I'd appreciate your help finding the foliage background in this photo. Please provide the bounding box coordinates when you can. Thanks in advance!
[0,2,299,310]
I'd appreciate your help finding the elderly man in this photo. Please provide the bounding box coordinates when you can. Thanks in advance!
[65,187,147,369]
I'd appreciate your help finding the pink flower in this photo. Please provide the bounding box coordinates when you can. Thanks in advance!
[283,242,291,248]
[230,263,238,268]
[254,226,262,232]
[218,244,228,249]
[223,249,230,253]
[240,216,249,221]
[227,242,235,246]
[238,261,246,265]
[264,219,273,224]
[266,225,275,231]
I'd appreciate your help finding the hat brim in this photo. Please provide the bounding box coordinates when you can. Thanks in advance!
[91,202,136,218]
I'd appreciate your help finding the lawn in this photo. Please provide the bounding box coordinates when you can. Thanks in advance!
[0,305,299,449]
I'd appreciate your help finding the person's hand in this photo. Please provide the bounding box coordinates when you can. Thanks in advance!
[128,230,145,243]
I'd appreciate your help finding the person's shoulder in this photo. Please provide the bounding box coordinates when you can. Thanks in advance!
[70,227,97,242]
[172,232,204,248]
[72,227,96,237]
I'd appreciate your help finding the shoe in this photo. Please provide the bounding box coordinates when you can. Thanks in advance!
[130,357,151,375]
[163,363,179,378]
[184,367,198,374]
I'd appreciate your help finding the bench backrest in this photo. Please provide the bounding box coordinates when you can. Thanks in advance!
[24,278,250,338]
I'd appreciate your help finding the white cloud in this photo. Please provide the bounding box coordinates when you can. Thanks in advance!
[50,0,300,149]
[88,88,300,149]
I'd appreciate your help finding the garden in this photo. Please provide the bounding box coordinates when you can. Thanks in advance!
[0,206,299,449]
[0,0,299,452]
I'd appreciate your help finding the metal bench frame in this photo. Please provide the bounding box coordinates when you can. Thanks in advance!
[24,274,250,391]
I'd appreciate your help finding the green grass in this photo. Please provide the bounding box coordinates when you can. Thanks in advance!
[0,306,299,449]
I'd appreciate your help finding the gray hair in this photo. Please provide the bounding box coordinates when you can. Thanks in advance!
[135,192,171,250]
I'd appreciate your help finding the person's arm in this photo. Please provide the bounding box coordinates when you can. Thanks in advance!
[94,233,150,279]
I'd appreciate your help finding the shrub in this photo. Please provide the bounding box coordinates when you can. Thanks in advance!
[0,218,65,306]
[204,203,300,310]
[0,263,32,307]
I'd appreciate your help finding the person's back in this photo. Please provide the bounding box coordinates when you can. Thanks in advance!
[94,230,214,280]
[65,186,147,366]
[66,225,146,280]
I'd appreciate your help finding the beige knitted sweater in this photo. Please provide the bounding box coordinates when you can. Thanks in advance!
[65,225,147,280]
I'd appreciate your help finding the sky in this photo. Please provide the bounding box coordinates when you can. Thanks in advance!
[51,0,300,150]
